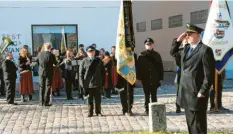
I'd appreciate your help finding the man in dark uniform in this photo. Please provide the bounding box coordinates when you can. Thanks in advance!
[171,24,215,134]
[37,43,57,106]
[92,44,100,57]
[2,52,18,105]
[117,49,137,116]
[209,69,229,112]
[137,38,164,115]
[170,38,187,113]
[0,56,5,96]
[79,45,105,117]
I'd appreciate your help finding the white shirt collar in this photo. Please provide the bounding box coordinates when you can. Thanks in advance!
[190,40,201,49]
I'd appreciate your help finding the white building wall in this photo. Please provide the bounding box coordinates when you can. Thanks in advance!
[0,1,120,55]
[132,1,209,71]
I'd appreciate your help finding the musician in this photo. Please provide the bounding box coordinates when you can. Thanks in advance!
[110,46,118,94]
[0,56,5,96]
[18,47,34,102]
[51,49,63,96]
[103,51,113,98]
[37,43,57,106]
[75,48,87,99]
[60,49,75,100]
[2,52,18,105]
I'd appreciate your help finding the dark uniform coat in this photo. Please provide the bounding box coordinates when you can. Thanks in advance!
[79,57,105,89]
[171,41,215,111]
[2,59,18,103]
[37,51,57,105]
[137,50,164,87]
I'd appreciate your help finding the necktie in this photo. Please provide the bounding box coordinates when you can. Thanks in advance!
[187,47,193,57]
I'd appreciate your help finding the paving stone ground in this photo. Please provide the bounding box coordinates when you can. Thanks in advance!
[0,73,232,134]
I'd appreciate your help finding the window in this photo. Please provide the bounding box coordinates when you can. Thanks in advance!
[191,9,208,24]
[32,25,78,56]
[169,15,183,28]
[136,21,146,32]
[151,18,162,30]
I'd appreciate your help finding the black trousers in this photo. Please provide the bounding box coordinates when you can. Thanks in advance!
[120,83,134,113]
[209,75,223,109]
[39,75,52,105]
[65,79,72,99]
[5,79,16,104]
[87,88,101,114]
[0,77,5,94]
[143,84,158,112]
[104,88,111,98]
[185,109,207,134]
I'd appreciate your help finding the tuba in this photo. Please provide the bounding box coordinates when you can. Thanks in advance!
[0,37,14,63]
[0,36,14,56]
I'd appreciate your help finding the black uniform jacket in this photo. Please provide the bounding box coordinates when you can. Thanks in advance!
[2,59,18,80]
[79,57,105,89]
[37,51,57,77]
[137,49,164,87]
[170,40,215,111]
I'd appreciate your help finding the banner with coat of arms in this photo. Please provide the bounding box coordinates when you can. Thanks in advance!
[202,0,233,73]
[115,0,136,85]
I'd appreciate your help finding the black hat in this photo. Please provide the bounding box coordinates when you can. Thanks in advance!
[144,38,154,45]
[86,46,95,52]
[104,51,110,56]
[79,44,84,48]
[186,23,204,34]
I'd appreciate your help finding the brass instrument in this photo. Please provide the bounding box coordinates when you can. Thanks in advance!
[0,36,14,56]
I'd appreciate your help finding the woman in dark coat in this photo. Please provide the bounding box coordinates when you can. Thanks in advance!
[103,51,113,98]
[18,47,34,102]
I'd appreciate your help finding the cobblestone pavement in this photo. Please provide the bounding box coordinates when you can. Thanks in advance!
[0,78,232,133]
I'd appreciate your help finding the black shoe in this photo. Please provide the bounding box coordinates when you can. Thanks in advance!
[8,102,18,105]
[176,109,181,113]
[28,95,33,101]
[44,104,52,107]
[87,113,93,117]
[219,106,230,111]
[67,97,74,100]
[21,95,26,102]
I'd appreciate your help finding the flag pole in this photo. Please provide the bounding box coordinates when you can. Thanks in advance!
[215,70,219,111]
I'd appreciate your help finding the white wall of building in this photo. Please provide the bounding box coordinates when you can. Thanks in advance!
[0,1,120,55]
[132,1,210,71]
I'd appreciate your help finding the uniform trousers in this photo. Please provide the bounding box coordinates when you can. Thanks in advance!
[143,84,158,112]
[87,88,101,115]
[5,79,16,104]
[185,109,207,134]
[120,82,134,113]
[39,75,52,105]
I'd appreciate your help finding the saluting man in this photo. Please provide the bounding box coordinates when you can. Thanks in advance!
[171,24,215,134]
